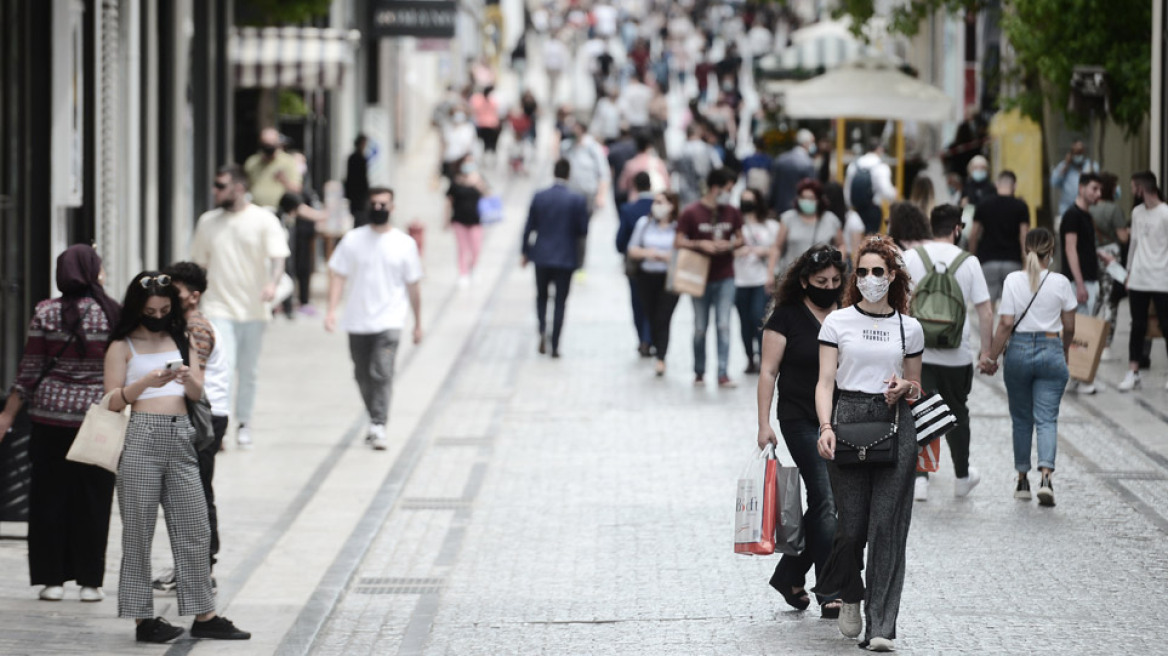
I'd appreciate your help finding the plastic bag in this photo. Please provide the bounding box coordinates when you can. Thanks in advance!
[775,464,805,556]
[735,445,778,555]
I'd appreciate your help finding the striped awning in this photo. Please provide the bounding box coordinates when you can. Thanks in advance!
[231,27,361,90]
[758,20,899,73]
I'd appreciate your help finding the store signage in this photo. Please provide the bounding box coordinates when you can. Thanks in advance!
[370,1,457,39]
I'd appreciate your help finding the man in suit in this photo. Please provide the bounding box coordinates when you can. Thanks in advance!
[769,128,816,216]
[522,159,590,357]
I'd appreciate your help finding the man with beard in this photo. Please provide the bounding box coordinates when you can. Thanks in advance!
[325,187,423,450]
[191,165,290,449]
[243,127,302,209]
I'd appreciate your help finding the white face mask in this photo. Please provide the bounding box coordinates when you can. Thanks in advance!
[857,275,890,304]
[651,203,672,220]
[716,190,732,206]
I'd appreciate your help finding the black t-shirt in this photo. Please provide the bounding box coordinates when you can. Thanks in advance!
[973,194,1029,263]
[447,183,483,226]
[1060,204,1099,282]
[764,303,822,423]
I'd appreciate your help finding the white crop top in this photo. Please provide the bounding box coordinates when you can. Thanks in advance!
[124,339,186,400]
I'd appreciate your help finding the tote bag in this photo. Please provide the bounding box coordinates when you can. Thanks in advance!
[66,392,129,474]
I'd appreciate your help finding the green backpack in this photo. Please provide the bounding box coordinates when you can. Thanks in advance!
[910,246,971,349]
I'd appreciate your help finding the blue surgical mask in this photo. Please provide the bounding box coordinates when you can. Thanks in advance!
[971,169,988,183]
[1072,154,1085,166]
[798,199,818,215]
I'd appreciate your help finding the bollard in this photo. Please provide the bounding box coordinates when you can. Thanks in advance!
[408,220,425,256]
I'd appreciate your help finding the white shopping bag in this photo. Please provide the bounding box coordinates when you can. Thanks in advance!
[734,444,777,555]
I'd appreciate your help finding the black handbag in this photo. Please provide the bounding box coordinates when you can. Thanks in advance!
[832,401,900,466]
[186,395,214,452]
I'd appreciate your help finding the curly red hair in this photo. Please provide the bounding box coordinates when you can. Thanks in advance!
[842,235,911,314]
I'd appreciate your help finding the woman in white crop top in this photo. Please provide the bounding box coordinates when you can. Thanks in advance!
[103,272,249,643]
[982,228,1076,507]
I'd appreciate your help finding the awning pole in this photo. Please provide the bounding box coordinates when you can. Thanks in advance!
[895,119,905,197]
[835,118,846,182]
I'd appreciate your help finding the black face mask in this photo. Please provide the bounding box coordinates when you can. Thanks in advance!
[740,201,757,214]
[260,144,277,157]
[140,315,171,333]
[805,283,841,309]
[368,209,391,225]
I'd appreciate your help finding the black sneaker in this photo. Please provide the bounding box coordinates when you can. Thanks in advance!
[1014,476,1031,500]
[136,617,184,643]
[191,615,251,640]
[1037,475,1056,507]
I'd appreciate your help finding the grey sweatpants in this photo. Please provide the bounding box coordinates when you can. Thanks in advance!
[348,330,401,426]
[815,394,917,642]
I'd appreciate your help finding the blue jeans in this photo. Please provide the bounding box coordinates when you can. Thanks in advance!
[691,277,735,377]
[1003,333,1068,473]
[771,417,837,605]
[210,318,267,426]
[627,274,651,346]
[734,284,768,364]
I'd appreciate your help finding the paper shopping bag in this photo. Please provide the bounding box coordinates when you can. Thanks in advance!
[734,445,777,555]
[916,439,942,473]
[1068,313,1110,383]
[667,248,710,297]
[774,464,805,556]
[67,392,128,474]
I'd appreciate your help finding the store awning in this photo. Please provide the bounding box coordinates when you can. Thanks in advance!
[231,27,361,90]
[758,19,899,74]
[783,57,955,123]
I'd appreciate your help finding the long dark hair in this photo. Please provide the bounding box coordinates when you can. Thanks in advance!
[843,236,912,314]
[108,271,190,362]
[775,244,845,307]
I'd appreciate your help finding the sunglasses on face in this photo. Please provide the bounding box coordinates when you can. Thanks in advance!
[213,182,229,191]
[809,249,843,265]
[855,267,886,278]
[139,274,171,289]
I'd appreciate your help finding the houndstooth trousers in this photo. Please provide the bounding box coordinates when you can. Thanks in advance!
[117,412,214,618]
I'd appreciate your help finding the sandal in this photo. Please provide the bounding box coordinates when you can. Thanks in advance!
[778,585,811,611]
[820,599,842,619]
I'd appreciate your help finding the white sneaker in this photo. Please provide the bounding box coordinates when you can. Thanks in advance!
[369,424,388,451]
[838,601,862,638]
[1100,346,1115,361]
[79,587,104,602]
[457,275,471,289]
[236,425,253,449]
[1069,380,1097,394]
[954,467,981,498]
[866,637,895,651]
[1118,370,1141,391]
[913,476,928,502]
[39,586,64,601]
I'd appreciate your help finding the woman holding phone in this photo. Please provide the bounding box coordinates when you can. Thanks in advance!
[104,272,249,643]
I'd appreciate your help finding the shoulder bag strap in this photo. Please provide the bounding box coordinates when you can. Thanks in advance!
[1010,272,1050,335]
[899,311,905,360]
[30,330,79,393]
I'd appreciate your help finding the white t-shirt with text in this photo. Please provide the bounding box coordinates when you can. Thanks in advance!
[191,203,291,322]
[998,270,1077,334]
[328,226,423,334]
[819,306,925,394]
[902,242,991,367]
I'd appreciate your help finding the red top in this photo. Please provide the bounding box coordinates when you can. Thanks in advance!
[677,202,744,282]
[10,298,113,427]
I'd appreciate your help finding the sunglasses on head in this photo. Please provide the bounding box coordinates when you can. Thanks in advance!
[139,274,171,289]
[855,267,886,278]
[809,248,843,265]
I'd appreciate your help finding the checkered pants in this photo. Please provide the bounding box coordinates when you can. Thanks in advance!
[117,412,214,618]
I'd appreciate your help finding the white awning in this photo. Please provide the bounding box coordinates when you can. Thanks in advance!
[759,19,900,73]
[783,57,956,123]
[231,27,361,90]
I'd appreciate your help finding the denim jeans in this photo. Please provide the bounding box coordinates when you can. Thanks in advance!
[734,284,768,364]
[348,330,401,425]
[1003,333,1068,473]
[691,277,735,377]
[209,318,267,425]
[627,274,651,346]
[771,417,837,605]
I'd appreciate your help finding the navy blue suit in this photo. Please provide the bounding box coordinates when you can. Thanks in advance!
[523,182,590,351]
[616,196,654,348]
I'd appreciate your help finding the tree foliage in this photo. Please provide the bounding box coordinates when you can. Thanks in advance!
[830,0,1151,136]
[236,0,333,26]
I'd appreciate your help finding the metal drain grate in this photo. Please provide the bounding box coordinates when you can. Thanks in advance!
[399,497,472,510]
[1097,471,1168,481]
[353,577,444,595]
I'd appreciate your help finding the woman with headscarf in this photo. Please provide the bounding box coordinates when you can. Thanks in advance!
[0,245,121,603]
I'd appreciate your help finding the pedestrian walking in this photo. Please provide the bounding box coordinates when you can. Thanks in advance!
[1117,172,1168,391]
[190,165,291,449]
[675,124,723,207]
[1090,172,1128,361]
[522,160,590,358]
[823,182,866,264]
[982,228,1076,507]
[756,244,844,619]
[0,245,119,604]
[445,155,489,287]
[961,155,996,207]
[1059,172,1102,393]
[627,191,682,376]
[564,119,611,214]
[277,191,328,316]
[325,187,423,449]
[886,202,932,253]
[769,179,843,278]
[243,127,302,209]
[441,107,478,182]
[470,86,502,163]
[104,271,250,643]
[902,205,994,501]
[813,236,924,652]
[158,263,230,581]
[1050,139,1098,220]
[616,172,655,356]
[968,170,1030,305]
[675,168,744,388]
[735,188,780,374]
[344,134,370,214]
[908,175,935,218]
[844,139,898,235]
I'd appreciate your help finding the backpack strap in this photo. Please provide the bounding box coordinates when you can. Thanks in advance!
[948,251,971,275]
[915,246,934,272]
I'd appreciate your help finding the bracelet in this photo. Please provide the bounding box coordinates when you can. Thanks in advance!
[820,422,832,430]
[119,387,131,405]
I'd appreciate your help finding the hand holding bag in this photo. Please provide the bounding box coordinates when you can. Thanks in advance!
[67,392,128,473]
[734,444,778,555]
[832,401,900,466]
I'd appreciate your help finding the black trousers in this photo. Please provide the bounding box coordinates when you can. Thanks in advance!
[635,270,679,359]
[199,415,228,567]
[1128,290,1168,364]
[920,363,974,479]
[535,266,574,350]
[27,421,116,587]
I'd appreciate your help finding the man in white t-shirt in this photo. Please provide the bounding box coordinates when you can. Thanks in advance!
[191,165,291,449]
[326,187,423,450]
[902,205,993,500]
[1118,172,1168,391]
